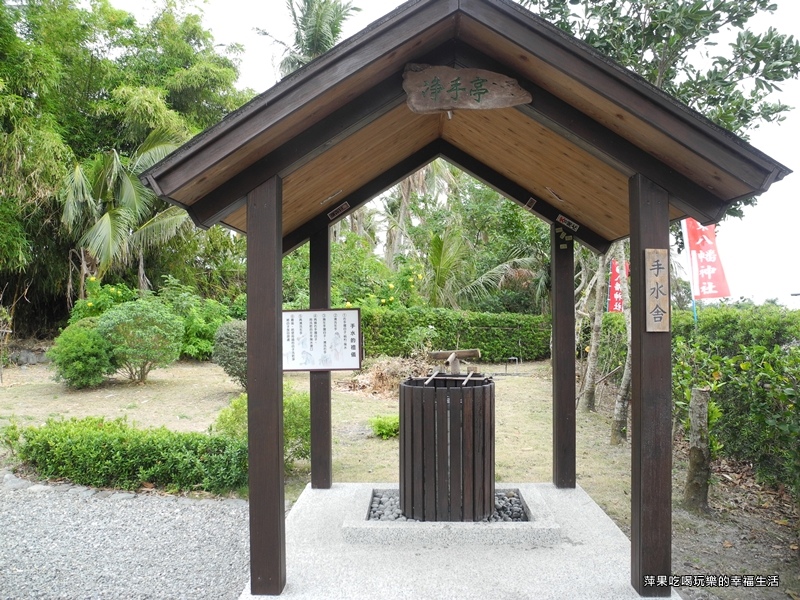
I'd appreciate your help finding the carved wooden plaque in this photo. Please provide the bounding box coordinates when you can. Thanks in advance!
[645,249,670,332]
[403,64,532,114]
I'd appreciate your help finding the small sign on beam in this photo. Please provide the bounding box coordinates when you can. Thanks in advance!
[403,64,532,114]
[283,309,362,371]
[644,249,670,332]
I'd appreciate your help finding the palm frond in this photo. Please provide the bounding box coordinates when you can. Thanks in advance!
[130,206,191,253]
[80,207,134,274]
[131,129,183,173]
[60,163,96,232]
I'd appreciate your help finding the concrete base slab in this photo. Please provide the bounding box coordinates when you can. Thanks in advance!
[239,482,676,599]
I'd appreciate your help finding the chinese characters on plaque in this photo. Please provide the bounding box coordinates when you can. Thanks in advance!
[682,217,730,300]
[645,249,670,332]
[403,64,532,114]
[282,309,362,371]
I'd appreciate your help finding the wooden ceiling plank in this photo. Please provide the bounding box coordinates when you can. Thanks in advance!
[187,72,408,228]
[282,107,439,234]
[456,2,779,191]
[281,141,442,255]
[450,42,725,223]
[438,140,610,253]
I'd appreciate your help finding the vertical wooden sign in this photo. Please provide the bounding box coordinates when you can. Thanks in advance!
[645,249,670,332]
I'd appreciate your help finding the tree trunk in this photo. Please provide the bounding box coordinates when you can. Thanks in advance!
[579,250,608,412]
[683,387,711,512]
[610,241,632,444]
[138,248,151,292]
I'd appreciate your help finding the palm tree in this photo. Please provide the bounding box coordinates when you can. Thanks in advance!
[61,129,191,295]
[260,0,361,78]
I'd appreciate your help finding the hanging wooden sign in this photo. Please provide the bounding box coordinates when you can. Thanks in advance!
[403,64,532,114]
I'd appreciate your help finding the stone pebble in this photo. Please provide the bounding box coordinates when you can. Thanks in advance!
[368,489,528,522]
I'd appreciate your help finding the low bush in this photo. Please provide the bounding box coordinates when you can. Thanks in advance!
[369,415,400,439]
[12,417,248,494]
[158,276,231,360]
[213,319,247,389]
[68,279,137,324]
[96,299,184,382]
[47,318,116,388]
[713,345,800,496]
[211,383,311,471]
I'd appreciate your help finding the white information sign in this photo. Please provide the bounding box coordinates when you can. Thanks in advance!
[282,309,362,371]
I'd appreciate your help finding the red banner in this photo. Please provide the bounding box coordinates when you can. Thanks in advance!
[608,259,628,312]
[683,218,730,300]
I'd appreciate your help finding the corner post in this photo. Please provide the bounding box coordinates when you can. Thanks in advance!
[551,224,576,488]
[309,227,332,488]
[629,174,672,596]
[247,176,286,595]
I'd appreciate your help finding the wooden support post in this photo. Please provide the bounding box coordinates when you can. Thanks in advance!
[309,227,332,489]
[247,176,286,595]
[551,224,575,488]
[629,174,672,597]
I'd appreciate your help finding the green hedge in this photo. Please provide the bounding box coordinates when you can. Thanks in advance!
[360,306,550,362]
[11,417,247,494]
[672,304,800,356]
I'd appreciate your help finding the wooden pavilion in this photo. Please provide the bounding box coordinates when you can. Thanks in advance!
[141,0,789,596]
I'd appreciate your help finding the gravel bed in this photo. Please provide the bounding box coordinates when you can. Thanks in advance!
[368,489,528,522]
[0,471,250,600]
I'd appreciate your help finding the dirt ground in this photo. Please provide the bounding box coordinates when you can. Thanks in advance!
[1,360,798,599]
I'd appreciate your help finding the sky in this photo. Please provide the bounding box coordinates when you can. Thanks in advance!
[114,0,800,308]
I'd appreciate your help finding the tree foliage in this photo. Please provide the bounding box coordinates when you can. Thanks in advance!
[0,0,252,335]
[260,0,361,77]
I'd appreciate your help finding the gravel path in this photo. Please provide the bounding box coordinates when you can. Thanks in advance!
[0,469,251,600]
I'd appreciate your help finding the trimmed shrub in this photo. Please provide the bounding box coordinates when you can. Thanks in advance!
[212,383,311,472]
[47,318,115,388]
[15,417,248,494]
[361,306,550,362]
[369,415,400,439]
[213,319,247,389]
[96,299,184,382]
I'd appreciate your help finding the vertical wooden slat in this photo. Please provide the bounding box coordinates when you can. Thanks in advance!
[462,385,474,522]
[629,174,672,597]
[412,384,424,520]
[247,176,286,595]
[309,228,332,489]
[551,224,576,488]
[483,381,493,516]
[449,385,462,521]
[473,385,485,520]
[399,383,409,514]
[422,385,436,520]
[436,386,450,520]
